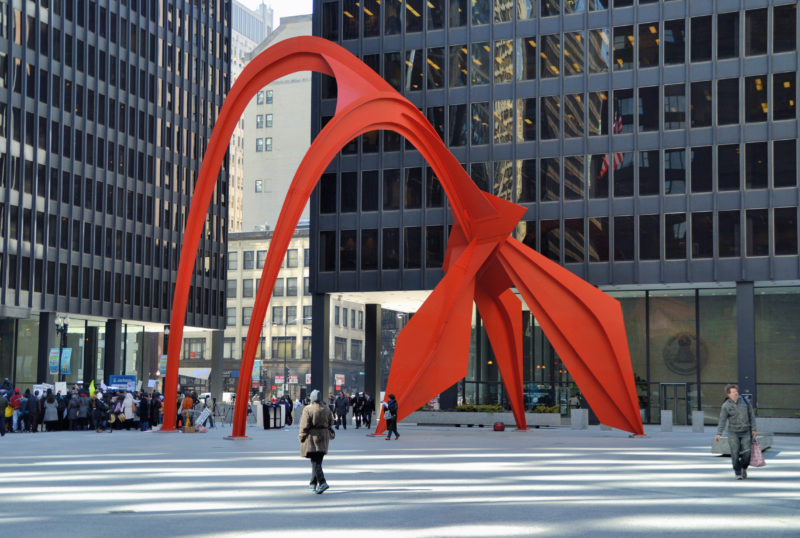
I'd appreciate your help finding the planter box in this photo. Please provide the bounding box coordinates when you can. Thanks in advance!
[406,411,561,428]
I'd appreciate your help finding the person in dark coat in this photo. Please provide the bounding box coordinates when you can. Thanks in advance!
[67,394,80,430]
[363,393,375,429]
[383,394,400,440]
[334,392,349,430]
[138,393,151,431]
[299,390,335,494]
[150,393,162,428]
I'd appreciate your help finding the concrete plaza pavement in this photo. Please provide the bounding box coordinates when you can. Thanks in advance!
[2,422,799,537]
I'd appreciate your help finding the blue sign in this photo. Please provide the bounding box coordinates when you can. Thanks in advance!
[109,375,137,391]
[60,348,73,375]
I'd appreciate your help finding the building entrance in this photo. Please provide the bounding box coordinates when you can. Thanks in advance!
[660,383,689,425]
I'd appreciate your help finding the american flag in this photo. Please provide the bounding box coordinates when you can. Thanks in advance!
[600,108,624,177]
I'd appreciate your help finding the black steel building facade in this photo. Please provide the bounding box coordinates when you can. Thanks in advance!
[310,0,800,423]
[0,0,230,390]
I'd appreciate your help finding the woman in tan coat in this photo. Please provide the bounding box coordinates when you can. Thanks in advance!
[299,390,335,494]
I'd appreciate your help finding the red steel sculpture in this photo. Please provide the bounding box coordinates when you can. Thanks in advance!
[162,37,644,438]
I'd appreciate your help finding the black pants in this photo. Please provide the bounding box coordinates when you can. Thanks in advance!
[386,418,399,438]
[363,412,371,429]
[308,453,326,486]
[336,412,347,429]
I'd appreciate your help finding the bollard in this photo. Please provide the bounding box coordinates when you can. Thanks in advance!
[660,410,673,432]
[571,409,588,430]
[691,410,704,433]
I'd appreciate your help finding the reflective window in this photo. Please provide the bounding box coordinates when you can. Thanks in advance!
[471,42,491,85]
[664,19,685,64]
[518,0,535,19]
[384,52,401,90]
[565,0,585,14]
[405,49,424,91]
[665,214,687,260]
[449,104,468,146]
[639,23,658,68]
[471,163,491,192]
[588,92,609,135]
[540,157,560,201]
[385,0,402,35]
[428,0,444,29]
[471,101,490,145]
[319,173,336,213]
[564,94,583,138]
[364,0,381,36]
[745,142,768,189]
[614,216,634,261]
[745,76,768,122]
[494,160,514,200]
[774,4,797,53]
[362,170,379,211]
[322,3,338,40]
[773,72,796,121]
[362,229,378,270]
[692,212,714,258]
[775,208,798,255]
[613,152,634,197]
[494,0,513,22]
[588,30,610,73]
[664,149,686,195]
[664,84,685,130]
[341,172,357,213]
[383,169,401,210]
[449,45,468,87]
[774,140,797,188]
[495,39,514,83]
[427,106,445,141]
[589,154,609,198]
[717,12,739,59]
[638,86,659,132]
[745,9,767,56]
[383,228,400,269]
[516,97,536,141]
[494,99,513,143]
[541,95,560,139]
[404,227,421,269]
[718,144,740,191]
[613,25,633,70]
[426,226,445,268]
[564,219,585,263]
[404,168,422,209]
[691,81,712,127]
[427,47,444,89]
[691,16,712,62]
[320,231,336,271]
[541,0,560,17]
[590,0,608,10]
[613,88,634,133]
[564,155,584,200]
[517,158,536,203]
[691,146,712,193]
[746,209,768,256]
[343,0,359,40]
[564,32,584,76]
[717,78,739,125]
[541,34,560,78]
[473,0,491,25]
[588,217,609,262]
[426,169,444,208]
[406,0,423,32]
[450,0,467,27]
[517,37,537,80]
[639,215,659,260]
[540,220,560,261]
[639,150,660,196]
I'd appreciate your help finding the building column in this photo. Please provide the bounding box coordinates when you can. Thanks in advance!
[104,319,123,385]
[311,293,331,402]
[210,329,224,401]
[364,304,381,405]
[37,312,56,384]
[84,326,99,387]
[736,281,756,402]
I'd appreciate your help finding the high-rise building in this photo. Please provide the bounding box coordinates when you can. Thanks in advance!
[309,0,800,423]
[0,1,230,391]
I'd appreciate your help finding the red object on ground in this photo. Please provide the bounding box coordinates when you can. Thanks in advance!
[493,422,506,432]
[162,37,644,438]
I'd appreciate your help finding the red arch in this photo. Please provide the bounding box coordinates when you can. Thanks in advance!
[163,37,643,437]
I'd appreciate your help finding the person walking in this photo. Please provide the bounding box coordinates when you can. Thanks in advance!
[383,394,400,440]
[714,384,757,480]
[334,391,349,430]
[363,392,374,429]
[298,390,335,494]
[0,390,8,436]
[10,388,22,432]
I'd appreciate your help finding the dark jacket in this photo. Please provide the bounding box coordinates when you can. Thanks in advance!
[386,398,398,421]
[138,397,151,421]
[334,396,349,415]
[716,397,756,435]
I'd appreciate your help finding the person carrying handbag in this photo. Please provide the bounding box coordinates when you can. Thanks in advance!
[298,390,335,494]
[383,394,400,440]
[714,384,757,480]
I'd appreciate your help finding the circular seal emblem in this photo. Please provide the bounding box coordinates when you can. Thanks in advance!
[662,333,706,376]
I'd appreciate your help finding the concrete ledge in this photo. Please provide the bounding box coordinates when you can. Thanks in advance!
[691,411,704,433]
[711,433,773,455]
[571,409,588,430]
[661,410,673,432]
[406,411,561,428]
[756,418,800,434]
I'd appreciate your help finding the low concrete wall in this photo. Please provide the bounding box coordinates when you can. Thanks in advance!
[756,418,800,434]
[406,411,561,428]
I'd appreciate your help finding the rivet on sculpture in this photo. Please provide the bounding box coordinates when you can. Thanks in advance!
[161,37,645,438]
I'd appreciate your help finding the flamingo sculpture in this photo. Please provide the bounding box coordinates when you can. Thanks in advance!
[160,37,644,438]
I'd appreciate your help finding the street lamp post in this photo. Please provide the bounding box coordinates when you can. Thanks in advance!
[280,317,312,396]
[55,315,70,383]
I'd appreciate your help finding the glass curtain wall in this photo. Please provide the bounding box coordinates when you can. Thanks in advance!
[755,287,800,417]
